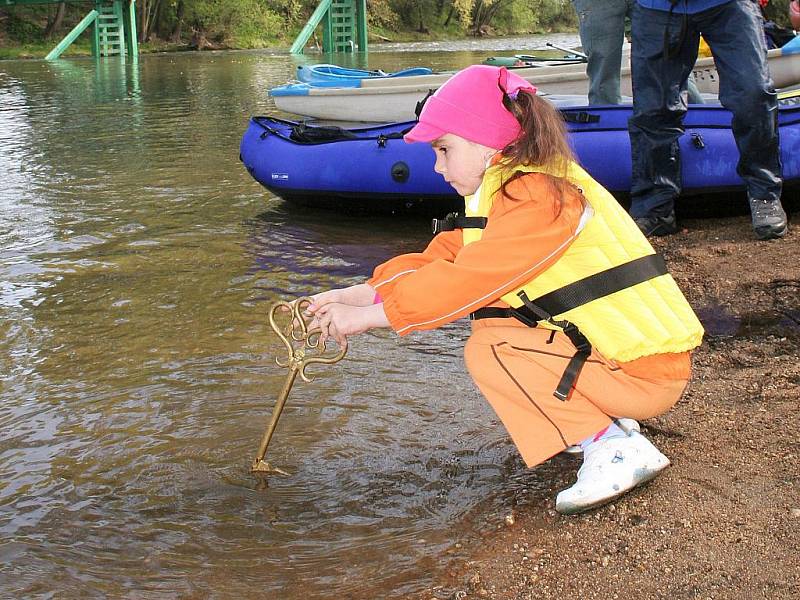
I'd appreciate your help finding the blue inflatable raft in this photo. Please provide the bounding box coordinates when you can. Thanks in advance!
[295,64,434,87]
[240,99,800,210]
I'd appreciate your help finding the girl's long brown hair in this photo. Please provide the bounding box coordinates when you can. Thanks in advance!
[498,90,576,208]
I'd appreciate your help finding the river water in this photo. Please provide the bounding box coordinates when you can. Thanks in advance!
[0,33,579,599]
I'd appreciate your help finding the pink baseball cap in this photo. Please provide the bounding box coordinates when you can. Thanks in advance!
[404,65,537,149]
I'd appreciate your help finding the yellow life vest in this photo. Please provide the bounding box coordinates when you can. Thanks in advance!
[698,36,712,58]
[463,160,704,368]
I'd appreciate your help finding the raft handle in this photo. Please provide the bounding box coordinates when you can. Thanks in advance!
[691,132,705,149]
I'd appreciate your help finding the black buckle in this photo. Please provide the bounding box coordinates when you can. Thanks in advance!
[562,322,592,353]
[516,290,552,321]
[432,212,458,235]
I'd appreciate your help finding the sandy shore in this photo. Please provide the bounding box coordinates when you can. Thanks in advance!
[418,192,800,600]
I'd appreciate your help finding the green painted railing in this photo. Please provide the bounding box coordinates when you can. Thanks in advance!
[124,0,138,56]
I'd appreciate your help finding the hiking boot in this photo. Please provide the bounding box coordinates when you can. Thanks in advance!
[562,418,640,455]
[555,430,669,515]
[634,212,678,237]
[749,197,788,240]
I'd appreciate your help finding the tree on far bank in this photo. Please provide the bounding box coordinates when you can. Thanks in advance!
[43,2,65,39]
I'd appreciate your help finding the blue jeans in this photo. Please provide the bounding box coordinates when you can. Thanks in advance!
[628,0,782,218]
[572,0,634,105]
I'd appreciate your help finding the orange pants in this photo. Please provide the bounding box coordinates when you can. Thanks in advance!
[464,319,689,467]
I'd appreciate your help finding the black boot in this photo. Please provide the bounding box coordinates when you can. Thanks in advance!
[749,197,788,240]
[634,211,678,237]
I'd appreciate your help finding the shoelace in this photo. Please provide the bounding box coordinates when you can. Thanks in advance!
[750,199,783,219]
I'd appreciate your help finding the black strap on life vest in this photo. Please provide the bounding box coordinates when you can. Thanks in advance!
[529,253,668,318]
[471,253,669,400]
[431,212,488,235]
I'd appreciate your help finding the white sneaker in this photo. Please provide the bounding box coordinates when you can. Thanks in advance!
[561,418,641,454]
[615,418,641,435]
[555,430,669,515]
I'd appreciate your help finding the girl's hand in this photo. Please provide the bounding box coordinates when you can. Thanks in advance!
[310,303,390,348]
[308,283,377,311]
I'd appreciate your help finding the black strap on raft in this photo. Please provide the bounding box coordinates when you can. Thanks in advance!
[286,121,408,145]
[471,253,668,400]
[431,212,488,235]
[289,122,358,143]
[562,111,600,124]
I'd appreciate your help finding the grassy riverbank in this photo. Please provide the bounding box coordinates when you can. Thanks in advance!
[0,0,577,60]
[0,39,195,61]
[2,0,793,61]
[0,28,579,60]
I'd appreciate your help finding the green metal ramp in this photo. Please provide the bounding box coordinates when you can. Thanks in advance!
[2,0,138,60]
[291,0,368,55]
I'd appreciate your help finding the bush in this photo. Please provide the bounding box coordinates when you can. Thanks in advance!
[5,10,46,43]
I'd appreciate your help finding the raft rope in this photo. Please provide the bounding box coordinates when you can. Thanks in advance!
[252,116,412,146]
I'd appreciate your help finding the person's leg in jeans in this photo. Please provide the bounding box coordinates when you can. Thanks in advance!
[628,3,700,235]
[573,0,631,105]
[697,0,786,239]
[686,74,704,104]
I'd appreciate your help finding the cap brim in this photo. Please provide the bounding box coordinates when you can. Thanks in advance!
[403,120,446,143]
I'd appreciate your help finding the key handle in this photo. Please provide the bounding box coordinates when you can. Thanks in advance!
[268,297,347,382]
[251,297,349,479]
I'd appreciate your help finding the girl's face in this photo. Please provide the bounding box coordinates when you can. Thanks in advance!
[431,134,497,197]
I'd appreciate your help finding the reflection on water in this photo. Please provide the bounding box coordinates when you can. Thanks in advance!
[0,35,578,598]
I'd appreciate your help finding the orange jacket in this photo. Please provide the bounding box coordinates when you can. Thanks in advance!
[369,173,583,335]
[368,171,691,381]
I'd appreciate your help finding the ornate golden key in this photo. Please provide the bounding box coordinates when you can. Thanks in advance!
[251,296,347,477]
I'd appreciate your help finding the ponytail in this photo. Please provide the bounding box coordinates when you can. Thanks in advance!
[498,91,577,207]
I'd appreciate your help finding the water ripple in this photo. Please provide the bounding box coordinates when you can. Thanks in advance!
[0,41,570,598]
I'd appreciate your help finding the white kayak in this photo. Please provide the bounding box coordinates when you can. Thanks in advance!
[270,47,800,122]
